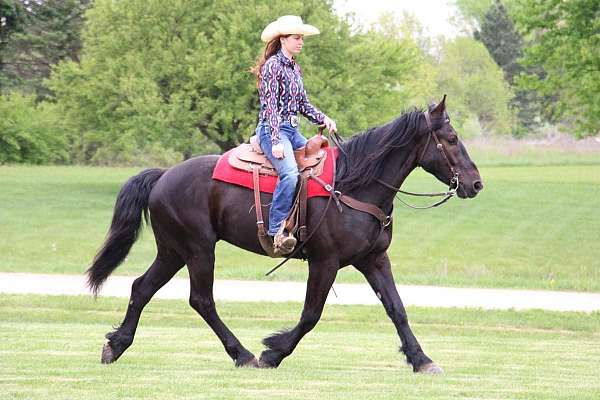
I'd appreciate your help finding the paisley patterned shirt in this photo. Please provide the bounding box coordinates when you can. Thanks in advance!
[258,49,325,145]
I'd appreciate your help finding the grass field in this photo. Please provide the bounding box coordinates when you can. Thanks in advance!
[1,143,599,291]
[1,294,599,399]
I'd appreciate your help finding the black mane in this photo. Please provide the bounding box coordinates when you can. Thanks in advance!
[335,109,424,192]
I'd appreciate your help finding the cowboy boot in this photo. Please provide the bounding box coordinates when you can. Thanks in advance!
[273,225,297,256]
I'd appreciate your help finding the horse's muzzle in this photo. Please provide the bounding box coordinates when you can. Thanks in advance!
[457,179,483,199]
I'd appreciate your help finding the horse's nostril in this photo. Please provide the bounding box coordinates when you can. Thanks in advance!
[473,180,483,192]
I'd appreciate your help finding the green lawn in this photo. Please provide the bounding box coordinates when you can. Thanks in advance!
[1,294,599,399]
[1,154,599,291]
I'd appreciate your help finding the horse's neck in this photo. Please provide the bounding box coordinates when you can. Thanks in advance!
[348,140,419,212]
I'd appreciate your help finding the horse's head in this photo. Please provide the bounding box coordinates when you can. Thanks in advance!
[417,96,483,199]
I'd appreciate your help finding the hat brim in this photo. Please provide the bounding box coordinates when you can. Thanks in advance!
[261,22,320,43]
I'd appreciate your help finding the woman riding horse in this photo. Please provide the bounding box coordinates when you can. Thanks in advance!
[251,15,337,255]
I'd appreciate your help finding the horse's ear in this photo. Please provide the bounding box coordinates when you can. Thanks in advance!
[431,94,447,116]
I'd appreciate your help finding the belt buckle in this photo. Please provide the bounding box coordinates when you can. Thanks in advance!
[290,115,298,128]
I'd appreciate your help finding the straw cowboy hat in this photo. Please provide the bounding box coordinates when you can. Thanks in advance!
[261,15,320,43]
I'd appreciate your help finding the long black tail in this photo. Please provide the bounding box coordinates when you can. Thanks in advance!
[87,168,166,295]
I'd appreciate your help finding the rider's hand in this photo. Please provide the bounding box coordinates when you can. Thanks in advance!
[323,116,337,133]
[272,143,285,159]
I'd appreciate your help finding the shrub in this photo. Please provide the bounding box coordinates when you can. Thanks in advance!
[0,92,70,164]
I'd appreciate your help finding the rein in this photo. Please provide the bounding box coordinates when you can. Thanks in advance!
[376,110,459,210]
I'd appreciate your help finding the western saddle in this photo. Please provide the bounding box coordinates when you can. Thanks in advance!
[228,131,330,257]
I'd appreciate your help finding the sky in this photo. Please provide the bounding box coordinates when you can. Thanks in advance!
[333,0,461,38]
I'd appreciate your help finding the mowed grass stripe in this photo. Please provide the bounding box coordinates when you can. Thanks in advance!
[1,162,599,291]
[1,294,600,399]
[2,294,599,332]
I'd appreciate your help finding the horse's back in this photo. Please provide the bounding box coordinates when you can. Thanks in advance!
[170,154,220,179]
[148,154,220,225]
[153,154,218,193]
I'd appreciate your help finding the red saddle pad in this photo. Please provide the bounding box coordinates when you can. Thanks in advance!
[212,147,338,198]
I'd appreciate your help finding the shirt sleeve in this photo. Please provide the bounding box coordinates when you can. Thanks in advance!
[299,89,325,125]
[259,61,282,145]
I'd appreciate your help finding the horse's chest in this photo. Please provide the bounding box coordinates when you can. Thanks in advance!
[335,217,392,257]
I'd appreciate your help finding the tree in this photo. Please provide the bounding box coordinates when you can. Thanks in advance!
[474,0,541,134]
[435,37,515,136]
[0,0,25,91]
[0,0,89,97]
[452,0,518,30]
[514,0,600,136]
[48,0,430,162]
[474,1,521,82]
[369,12,439,107]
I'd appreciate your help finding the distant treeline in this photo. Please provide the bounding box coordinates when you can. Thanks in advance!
[0,0,597,165]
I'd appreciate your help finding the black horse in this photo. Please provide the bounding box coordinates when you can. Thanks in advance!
[87,96,482,373]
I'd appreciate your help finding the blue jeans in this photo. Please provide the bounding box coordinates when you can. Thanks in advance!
[257,122,307,235]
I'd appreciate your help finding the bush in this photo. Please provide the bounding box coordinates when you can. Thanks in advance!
[0,92,70,164]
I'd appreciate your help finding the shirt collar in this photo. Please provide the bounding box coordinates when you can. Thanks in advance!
[276,49,295,67]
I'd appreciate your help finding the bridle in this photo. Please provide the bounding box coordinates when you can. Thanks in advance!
[375,110,460,209]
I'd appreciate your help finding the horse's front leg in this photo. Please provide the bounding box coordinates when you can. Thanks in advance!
[259,258,338,368]
[355,252,442,374]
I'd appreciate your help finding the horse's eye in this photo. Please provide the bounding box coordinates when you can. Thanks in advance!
[448,135,458,145]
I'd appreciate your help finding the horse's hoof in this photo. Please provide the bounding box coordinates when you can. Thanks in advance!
[236,356,259,368]
[258,359,276,369]
[258,349,283,368]
[257,352,279,369]
[101,343,115,364]
[418,362,443,375]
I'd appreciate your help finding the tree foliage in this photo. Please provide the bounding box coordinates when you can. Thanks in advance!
[0,0,26,91]
[48,0,431,162]
[474,1,521,82]
[0,91,68,163]
[514,0,600,136]
[453,0,517,28]
[474,0,541,134]
[0,0,25,45]
[1,0,553,165]
[0,0,89,97]
[435,37,515,136]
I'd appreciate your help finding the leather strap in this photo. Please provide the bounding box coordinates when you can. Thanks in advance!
[252,166,264,234]
[431,130,456,176]
[298,174,308,242]
[338,194,391,227]
[309,172,342,212]
[253,166,277,257]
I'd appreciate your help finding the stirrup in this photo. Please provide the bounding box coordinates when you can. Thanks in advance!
[273,226,297,255]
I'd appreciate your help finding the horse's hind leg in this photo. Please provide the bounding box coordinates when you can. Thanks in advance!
[187,245,258,368]
[101,251,184,364]
[355,251,442,374]
[259,258,338,368]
